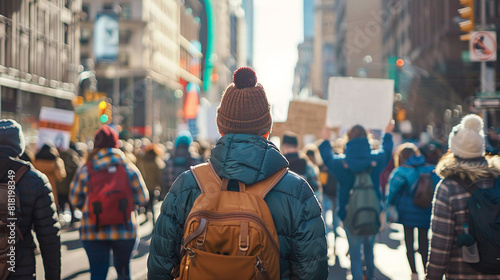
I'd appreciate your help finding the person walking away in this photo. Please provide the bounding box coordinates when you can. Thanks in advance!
[70,125,149,280]
[426,114,500,280]
[33,143,66,209]
[161,131,201,200]
[281,132,321,198]
[148,67,328,279]
[137,143,165,224]
[56,143,81,226]
[0,119,61,279]
[386,143,439,280]
[319,122,394,280]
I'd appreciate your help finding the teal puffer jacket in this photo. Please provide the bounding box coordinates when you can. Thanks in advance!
[147,134,328,280]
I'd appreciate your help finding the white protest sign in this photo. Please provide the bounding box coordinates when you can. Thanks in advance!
[38,107,75,150]
[326,77,394,132]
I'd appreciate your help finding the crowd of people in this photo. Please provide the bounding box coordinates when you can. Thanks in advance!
[1,67,500,280]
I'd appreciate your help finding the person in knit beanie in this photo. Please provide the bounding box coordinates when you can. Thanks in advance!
[216,67,272,137]
[148,67,328,279]
[427,114,500,279]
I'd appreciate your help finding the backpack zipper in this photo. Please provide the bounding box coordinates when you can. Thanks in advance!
[186,210,280,255]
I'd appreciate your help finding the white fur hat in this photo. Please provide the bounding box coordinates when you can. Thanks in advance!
[449,114,485,159]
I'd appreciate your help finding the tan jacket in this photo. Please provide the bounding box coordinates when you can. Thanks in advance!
[33,158,66,207]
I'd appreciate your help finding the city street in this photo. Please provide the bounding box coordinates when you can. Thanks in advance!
[35,206,426,280]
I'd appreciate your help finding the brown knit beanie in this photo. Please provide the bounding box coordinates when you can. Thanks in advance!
[216,67,272,136]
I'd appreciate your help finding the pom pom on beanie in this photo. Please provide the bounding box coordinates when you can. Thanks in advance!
[449,114,485,159]
[232,67,257,89]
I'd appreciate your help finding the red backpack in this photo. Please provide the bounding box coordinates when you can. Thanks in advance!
[86,163,133,229]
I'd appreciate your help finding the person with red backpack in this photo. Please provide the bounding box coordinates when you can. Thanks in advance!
[70,125,149,280]
[147,67,328,279]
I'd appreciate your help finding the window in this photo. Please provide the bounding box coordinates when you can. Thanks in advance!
[80,28,91,45]
[82,5,89,20]
[121,3,132,20]
[103,4,113,11]
[119,30,132,44]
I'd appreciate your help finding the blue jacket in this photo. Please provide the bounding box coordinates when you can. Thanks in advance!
[319,134,393,220]
[147,134,328,280]
[386,155,440,228]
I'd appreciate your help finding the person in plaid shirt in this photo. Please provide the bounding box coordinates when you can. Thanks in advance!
[71,125,149,280]
[426,114,500,280]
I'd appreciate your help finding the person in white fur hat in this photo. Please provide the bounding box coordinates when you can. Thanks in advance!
[426,114,500,280]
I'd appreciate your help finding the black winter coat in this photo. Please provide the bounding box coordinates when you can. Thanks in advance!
[0,156,61,280]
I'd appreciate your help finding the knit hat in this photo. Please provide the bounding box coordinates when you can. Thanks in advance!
[282,132,299,147]
[94,125,119,149]
[449,114,485,159]
[175,131,193,147]
[0,119,25,156]
[216,67,272,136]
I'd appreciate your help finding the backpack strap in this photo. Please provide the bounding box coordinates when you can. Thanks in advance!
[13,164,30,185]
[190,162,222,193]
[190,162,288,198]
[245,168,288,199]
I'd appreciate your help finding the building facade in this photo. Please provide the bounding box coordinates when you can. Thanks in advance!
[80,0,203,140]
[0,0,81,139]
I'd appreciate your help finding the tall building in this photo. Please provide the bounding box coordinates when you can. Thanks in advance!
[380,0,495,137]
[241,0,254,67]
[311,0,336,98]
[292,0,316,98]
[80,0,202,140]
[0,0,82,137]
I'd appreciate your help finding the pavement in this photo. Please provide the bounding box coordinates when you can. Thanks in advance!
[34,206,427,280]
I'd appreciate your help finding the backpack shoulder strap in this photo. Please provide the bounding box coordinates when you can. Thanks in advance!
[13,164,30,184]
[246,168,288,199]
[190,162,222,194]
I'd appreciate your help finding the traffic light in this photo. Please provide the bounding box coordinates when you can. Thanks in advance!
[98,100,112,124]
[458,0,474,41]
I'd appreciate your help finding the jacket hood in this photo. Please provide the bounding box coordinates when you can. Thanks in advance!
[404,154,426,167]
[35,144,59,160]
[0,119,25,157]
[88,148,126,170]
[344,137,373,172]
[435,152,500,181]
[210,134,289,185]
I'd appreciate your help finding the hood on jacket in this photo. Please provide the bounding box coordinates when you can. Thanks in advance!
[344,137,373,173]
[210,134,289,185]
[0,119,25,157]
[404,154,426,167]
[435,152,500,182]
[88,148,126,170]
[35,144,59,160]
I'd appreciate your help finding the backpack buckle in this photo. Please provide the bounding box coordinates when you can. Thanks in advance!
[239,235,249,252]
[196,229,207,247]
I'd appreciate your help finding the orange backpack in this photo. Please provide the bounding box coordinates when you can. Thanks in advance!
[175,162,287,280]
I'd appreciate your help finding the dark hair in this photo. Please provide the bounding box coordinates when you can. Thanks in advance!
[347,125,367,141]
[394,142,420,167]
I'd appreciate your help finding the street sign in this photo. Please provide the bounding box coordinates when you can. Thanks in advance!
[473,97,500,108]
[470,31,497,61]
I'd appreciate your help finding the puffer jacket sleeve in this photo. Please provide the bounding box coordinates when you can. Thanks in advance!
[147,171,201,280]
[32,173,61,280]
[426,180,453,279]
[288,179,328,279]
[386,168,407,205]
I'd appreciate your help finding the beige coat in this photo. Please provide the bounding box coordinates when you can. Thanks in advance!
[33,158,66,207]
